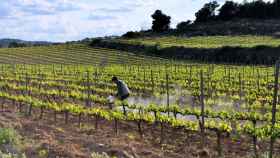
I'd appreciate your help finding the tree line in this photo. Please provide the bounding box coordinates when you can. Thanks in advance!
[195,0,280,23]
[123,0,280,37]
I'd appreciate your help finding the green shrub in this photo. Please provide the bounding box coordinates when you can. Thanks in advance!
[122,31,142,38]
[0,128,20,146]
[90,38,102,46]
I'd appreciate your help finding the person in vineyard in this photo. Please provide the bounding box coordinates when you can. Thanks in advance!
[112,76,130,115]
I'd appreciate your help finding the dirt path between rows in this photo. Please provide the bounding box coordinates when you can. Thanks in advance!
[0,106,279,158]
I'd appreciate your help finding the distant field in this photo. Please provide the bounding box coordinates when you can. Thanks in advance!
[0,44,166,65]
[117,36,280,48]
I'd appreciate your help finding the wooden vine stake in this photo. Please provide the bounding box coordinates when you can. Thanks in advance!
[78,113,82,127]
[39,73,44,119]
[252,120,258,158]
[207,69,211,97]
[166,73,170,116]
[151,70,154,93]
[60,64,63,73]
[1,64,3,74]
[25,72,32,116]
[65,111,69,124]
[269,60,280,158]
[216,130,222,157]
[114,118,118,135]
[257,69,260,94]
[228,67,231,84]
[200,70,205,147]
[239,73,242,101]
[189,65,192,85]
[137,107,143,137]
[143,67,146,92]
[86,70,91,107]
[160,121,164,144]
[266,70,269,83]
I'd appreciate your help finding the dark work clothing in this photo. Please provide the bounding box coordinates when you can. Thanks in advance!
[116,80,130,100]
[120,93,129,101]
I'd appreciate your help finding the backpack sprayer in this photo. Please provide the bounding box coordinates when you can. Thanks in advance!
[107,95,115,109]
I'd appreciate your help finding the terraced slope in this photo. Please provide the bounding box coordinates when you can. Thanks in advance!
[0,44,166,65]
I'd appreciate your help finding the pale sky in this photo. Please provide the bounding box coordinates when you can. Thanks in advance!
[0,0,273,42]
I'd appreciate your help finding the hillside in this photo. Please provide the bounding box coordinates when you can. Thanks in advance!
[116,35,280,49]
[123,19,280,39]
[91,34,280,65]
[0,38,53,48]
[173,19,280,36]
[0,44,166,65]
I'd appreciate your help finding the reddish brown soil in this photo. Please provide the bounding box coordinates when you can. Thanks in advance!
[0,104,279,158]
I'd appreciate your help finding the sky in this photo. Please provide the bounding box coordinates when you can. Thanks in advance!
[0,0,272,42]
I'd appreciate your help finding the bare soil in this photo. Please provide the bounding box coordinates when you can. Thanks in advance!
[0,104,279,158]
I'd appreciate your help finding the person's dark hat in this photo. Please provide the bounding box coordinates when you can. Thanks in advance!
[112,76,118,81]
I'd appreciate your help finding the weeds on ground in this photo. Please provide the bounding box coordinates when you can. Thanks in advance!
[0,128,20,146]
[91,152,112,158]
[0,128,26,158]
[0,151,26,158]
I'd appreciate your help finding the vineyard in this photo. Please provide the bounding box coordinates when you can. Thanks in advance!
[0,44,166,65]
[0,53,280,156]
[115,35,280,48]
[0,52,279,157]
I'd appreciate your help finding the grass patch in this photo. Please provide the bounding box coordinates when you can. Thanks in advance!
[0,128,26,158]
